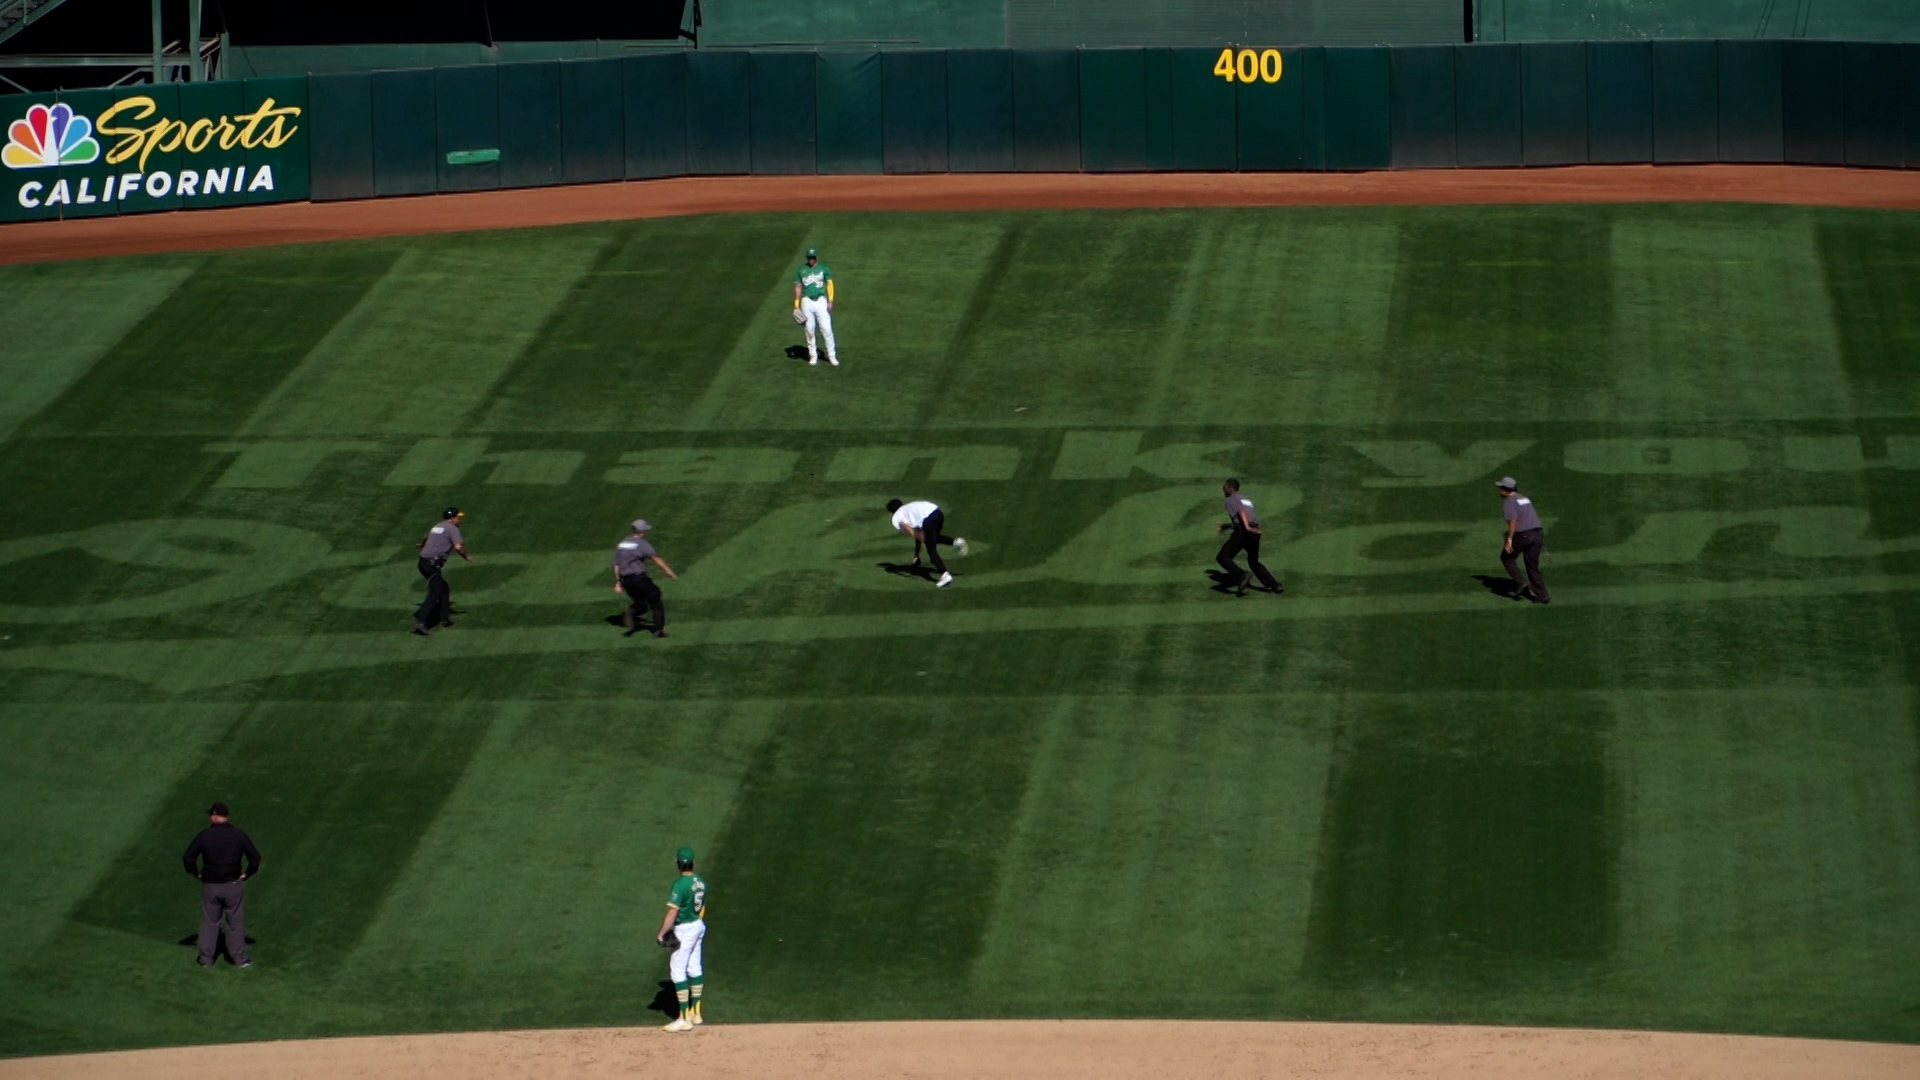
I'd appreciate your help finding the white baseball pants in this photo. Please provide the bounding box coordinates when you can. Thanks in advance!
[670,918,705,982]
[801,295,837,363]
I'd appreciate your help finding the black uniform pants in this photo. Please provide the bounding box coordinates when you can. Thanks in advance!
[197,879,248,966]
[1501,527,1549,600]
[416,557,451,627]
[621,573,665,631]
[1217,529,1282,590]
[919,509,955,575]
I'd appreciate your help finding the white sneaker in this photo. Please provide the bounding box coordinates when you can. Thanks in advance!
[828,356,840,366]
[664,1017,694,1033]
[954,537,969,557]
[808,358,818,366]
[936,572,954,588]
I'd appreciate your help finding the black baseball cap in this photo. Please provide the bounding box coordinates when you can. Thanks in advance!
[206,802,229,816]
[443,507,462,519]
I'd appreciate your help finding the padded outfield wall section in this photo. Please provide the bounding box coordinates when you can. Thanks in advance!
[3,42,1917,221]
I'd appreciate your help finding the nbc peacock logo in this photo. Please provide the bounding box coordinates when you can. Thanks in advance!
[4,102,101,170]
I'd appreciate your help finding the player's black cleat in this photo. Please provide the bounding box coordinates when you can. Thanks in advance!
[1236,570,1254,597]
[653,629,670,639]
[411,623,431,636]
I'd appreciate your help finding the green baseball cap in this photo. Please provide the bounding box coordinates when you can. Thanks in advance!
[806,248,817,258]
[677,846,696,864]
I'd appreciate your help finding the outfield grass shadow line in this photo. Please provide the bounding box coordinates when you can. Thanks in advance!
[1473,574,1528,601]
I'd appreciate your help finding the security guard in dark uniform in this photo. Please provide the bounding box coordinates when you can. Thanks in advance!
[612,519,679,638]
[414,507,471,635]
[1216,478,1284,597]
[1497,477,1550,603]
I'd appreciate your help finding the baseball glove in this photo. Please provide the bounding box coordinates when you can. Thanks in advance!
[791,307,806,326]
[658,933,679,950]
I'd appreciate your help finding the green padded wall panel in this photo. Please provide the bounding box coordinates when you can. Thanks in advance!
[623,53,687,179]
[687,51,752,175]
[1144,48,1174,168]
[370,68,437,196]
[1783,40,1845,165]
[244,76,310,204]
[1170,47,1237,170]
[749,51,818,174]
[499,61,563,187]
[560,58,624,183]
[1013,49,1082,171]
[1455,44,1523,166]
[435,65,500,192]
[308,72,375,201]
[1323,47,1392,169]
[1843,42,1903,167]
[1585,41,1651,162]
[1522,41,1587,165]
[816,51,884,174]
[883,50,950,174]
[1080,48,1150,171]
[948,49,1016,171]
[1652,39,1717,162]
[1391,45,1457,168]
[1716,40,1782,163]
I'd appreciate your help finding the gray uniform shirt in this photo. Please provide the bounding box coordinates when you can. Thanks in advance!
[1504,494,1544,532]
[420,521,462,560]
[614,535,656,576]
[1225,493,1259,530]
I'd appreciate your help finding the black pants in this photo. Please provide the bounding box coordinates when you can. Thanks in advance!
[919,509,955,574]
[621,573,665,631]
[1217,529,1282,590]
[416,557,451,626]
[1501,528,1549,600]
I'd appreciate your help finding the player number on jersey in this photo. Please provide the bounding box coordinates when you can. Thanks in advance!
[1215,48,1283,84]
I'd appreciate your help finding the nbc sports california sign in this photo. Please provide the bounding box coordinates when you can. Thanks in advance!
[0,76,309,223]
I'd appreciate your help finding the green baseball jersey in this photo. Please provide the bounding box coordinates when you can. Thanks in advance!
[795,262,831,299]
[668,873,706,924]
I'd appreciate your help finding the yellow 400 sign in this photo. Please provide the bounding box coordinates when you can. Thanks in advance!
[1214,48,1284,84]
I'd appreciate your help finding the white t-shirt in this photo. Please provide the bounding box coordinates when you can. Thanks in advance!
[891,500,938,530]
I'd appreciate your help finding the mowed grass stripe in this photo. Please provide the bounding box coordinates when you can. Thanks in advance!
[683,214,1011,431]
[475,217,810,433]
[343,700,774,992]
[24,246,402,439]
[970,697,1332,1014]
[1820,214,1920,417]
[242,230,605,436]
[0,256,200,444]
[1610,209,1850,420]
[0,704,244,977]
[1380,207,1614,423]
[1608,688,1920,1037]
[1149,210,1397,428]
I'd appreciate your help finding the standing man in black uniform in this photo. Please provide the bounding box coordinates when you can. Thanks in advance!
[183,802,261,969]
[613,519,678,639]
[414,507,471,636]
[1497,476,1550,604]
[1216,478,1283,597]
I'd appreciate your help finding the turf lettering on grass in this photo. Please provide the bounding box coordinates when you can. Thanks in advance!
[1782,435,1920,472]
[204,439,382,488]
[1564,437,1752,476]
[1050,430,1242,480]
[605,447,801,484]
[1349,440,1533,488]
[824,444,1021,482]
[382,437,584,486]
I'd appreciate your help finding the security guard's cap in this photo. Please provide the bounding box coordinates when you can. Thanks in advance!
[676,846,695,866]
[806,248,818,258]
[1495,477,1518,490]
[443,506,462,519]
[632,519,650,533]
[206,801,229,816]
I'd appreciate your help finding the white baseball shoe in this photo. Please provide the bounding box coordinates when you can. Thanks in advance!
[936,572,954,588]
[828,355,840,366]
[665,1017,694,1032]
[808,358,818,367]
[954,537,969,557]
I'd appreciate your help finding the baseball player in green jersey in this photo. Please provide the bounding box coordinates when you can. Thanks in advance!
[792,247,839,367]
[656,846,707,1032]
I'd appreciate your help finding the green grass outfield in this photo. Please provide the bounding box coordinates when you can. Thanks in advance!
[0,203,1917,1055]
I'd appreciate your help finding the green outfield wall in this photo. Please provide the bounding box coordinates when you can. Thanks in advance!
[4,41,1916,222]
